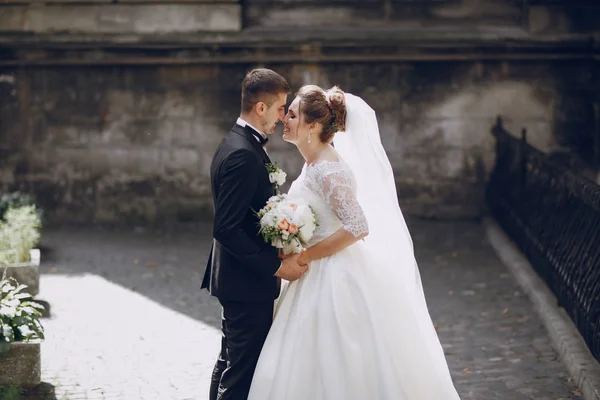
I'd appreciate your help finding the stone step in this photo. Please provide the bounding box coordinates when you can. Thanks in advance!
[2,249,41,297]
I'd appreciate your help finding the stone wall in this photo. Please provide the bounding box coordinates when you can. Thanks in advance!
[0,0,598,225]
[1,58,596,225]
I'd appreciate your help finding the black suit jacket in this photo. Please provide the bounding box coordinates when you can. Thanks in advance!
[201,124,281,302]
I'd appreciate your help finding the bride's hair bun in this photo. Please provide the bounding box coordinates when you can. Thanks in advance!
[297,84,347,144]
[325,86,347,137]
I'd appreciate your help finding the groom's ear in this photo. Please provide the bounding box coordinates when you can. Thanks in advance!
[254,101,266,116]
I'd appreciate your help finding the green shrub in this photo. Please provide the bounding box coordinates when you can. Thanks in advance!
[0,193,35,220]
[0,383,24,400]
[0,273,45,356]
[0,206,41,266]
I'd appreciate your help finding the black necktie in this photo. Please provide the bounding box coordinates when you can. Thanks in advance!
[248,128,268,146]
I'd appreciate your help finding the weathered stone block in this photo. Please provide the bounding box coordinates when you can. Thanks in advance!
[162,148,200,175]
[245,3,380,29]
[422,83,552,121]
[192,118,232,149]
[156,119,194,147]
[46,125,86,147]
[430,0,520,21]
[0,4,241,34]
[528,6,564,34]
[244,0,523,29]
[361,90,403,114]
[3,249,40,297]
[4,265,39,297]
[161,92,195,119]
[0,341,41,387]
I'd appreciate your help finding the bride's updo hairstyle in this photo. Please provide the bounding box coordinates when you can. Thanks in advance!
[297,85,347,143]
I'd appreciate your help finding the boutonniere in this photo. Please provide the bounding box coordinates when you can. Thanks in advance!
[266,163,287,191]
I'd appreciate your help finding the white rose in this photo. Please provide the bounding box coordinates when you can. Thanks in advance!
[260,216,272,229]
[268,171,286,187]
[295,205,310,220]
[299,220,315,242]
[275,171,287,186]
[261,210,277,227]
[268,172,278,184]
[259,217,268,228]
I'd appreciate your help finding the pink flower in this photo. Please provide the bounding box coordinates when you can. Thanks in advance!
[278,219,290,231]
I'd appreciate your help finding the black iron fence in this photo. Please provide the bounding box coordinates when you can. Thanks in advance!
[486,117,600,362]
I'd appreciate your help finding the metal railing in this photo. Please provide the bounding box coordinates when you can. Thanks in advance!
[486,117,600,362]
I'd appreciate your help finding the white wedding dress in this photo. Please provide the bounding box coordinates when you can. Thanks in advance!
[248,94,461,400]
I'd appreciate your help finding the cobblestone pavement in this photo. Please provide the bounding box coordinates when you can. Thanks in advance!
[26,219,580,399]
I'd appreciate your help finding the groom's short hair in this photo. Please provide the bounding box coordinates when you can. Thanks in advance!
[241,69,290,113]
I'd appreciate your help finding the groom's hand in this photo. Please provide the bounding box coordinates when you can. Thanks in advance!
[278,250,294,261]
[274,253,308,282]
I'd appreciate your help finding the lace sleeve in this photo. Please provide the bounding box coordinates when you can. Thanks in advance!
[315,163,369,237]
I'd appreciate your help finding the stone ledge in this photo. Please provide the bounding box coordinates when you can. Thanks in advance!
[484,218,600,400]
[2,26,598,46]
[0,29,598,66]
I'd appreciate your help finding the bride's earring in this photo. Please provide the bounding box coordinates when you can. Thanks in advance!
[308,130,312,144]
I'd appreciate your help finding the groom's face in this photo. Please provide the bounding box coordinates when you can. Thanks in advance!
[261,92,288,135]
[282,96,303,144]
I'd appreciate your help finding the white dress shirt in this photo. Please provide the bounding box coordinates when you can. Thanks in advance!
[236,117,267,143]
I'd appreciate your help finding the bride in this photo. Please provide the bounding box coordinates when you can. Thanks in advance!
[247,85,461,399]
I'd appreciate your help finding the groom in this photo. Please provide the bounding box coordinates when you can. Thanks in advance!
[202,68,308,400]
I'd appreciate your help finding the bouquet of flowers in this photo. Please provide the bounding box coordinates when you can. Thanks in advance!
[256,194,317,255]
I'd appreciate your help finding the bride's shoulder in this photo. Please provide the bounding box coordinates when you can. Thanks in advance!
[305,158,353,183]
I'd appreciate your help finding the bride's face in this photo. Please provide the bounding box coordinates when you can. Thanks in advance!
[282,97,309,145]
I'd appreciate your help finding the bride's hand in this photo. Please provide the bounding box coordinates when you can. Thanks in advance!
[297,250,310,266]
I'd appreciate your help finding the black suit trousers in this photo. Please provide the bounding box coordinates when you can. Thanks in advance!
[210,300,274,400]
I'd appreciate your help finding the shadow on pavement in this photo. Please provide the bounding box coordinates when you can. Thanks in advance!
[22,382,57,400]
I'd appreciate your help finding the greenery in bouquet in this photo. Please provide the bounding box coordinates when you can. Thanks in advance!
[0,271,45,355]
[0,206,41,266]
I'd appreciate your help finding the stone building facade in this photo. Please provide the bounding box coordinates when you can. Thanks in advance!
[1,0,599,225]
